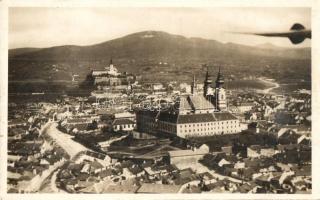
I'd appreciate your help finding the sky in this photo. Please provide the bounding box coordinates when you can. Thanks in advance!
[9,7,311,49]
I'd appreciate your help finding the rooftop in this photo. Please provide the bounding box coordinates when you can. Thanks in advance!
[214,112,238,121]
[113,118,135,125]
[189,95,215,111]
[177,113,215,124]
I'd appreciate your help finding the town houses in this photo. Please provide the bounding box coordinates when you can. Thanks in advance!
[8,62,311,194]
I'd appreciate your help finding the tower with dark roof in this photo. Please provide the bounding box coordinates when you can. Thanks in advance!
[215,67,227,111]
[191,75,196,95]
[203,65,213,97]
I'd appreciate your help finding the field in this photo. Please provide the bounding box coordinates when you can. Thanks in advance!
[226,79,273,90]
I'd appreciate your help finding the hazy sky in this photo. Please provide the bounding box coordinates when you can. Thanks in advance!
[9,7,311,49]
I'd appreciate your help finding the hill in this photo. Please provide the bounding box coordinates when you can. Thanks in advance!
[10,31,310,61]
[9,31,311,94]
[9,47,42,57]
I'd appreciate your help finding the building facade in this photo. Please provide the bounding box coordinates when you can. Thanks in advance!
[136,70,243,138]
[136,67,243,138]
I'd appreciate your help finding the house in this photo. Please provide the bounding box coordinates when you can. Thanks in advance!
[39,159,50,166]
[297,135,311,146]
[237,182,257,193]
[237,102,255,113]
[144,167,158,179]
[260,148,276,157]
[248,120,270,133]
[234,161,245,169]
[218,158,231,167]
[276,128,300,144]
[277,128,292,138]
[173,168,198,185]
[8,155,22,163]
[112,118,135,132]
[247,145,275,158]
[81,163,91,174]
[264,101,281,117]
[151,164,178,176]
[221,146,233,155]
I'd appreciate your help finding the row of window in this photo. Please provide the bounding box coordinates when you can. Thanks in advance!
[179,120,238,128]
[114,124,135,129]
[180,126,239,133]
[183,130,236,137]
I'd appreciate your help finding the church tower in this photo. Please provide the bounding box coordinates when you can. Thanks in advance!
[215,67,227,111]
[106,57,120,76]
[203,65,213,97]
[191,75,196,95]
[109,58,114,71]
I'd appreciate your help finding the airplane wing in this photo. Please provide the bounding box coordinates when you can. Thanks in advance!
[228,23,311,44]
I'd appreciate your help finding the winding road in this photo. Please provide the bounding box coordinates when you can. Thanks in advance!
[258,78,280,94]
[44,122,88,158]
[24,121,89,193]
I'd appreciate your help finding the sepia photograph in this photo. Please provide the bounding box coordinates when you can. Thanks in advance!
[6,6,312,195]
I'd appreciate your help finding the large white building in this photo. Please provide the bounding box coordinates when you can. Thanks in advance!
[91,59,136,86]
[136,68,243,138]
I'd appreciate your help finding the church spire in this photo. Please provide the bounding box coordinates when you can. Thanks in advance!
[203,64,212,97]
[191,74,196,95]
[215,66,224,88]
[205,65,209,81]
[215,66,227,111]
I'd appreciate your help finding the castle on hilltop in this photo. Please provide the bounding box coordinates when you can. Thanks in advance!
[91,59,136,87]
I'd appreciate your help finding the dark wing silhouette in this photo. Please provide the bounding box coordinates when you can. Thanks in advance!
[229,23,311,44]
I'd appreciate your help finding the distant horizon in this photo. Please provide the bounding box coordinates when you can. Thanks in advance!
[9,7,311,49]
[9,30,311,50]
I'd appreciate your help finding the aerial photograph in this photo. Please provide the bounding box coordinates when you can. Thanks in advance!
[7,7,311,194]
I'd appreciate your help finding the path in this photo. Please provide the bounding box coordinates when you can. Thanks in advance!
[44,122,88,158]
[19,159,65,193]
[258,77,280,94]
[50,171,66,193]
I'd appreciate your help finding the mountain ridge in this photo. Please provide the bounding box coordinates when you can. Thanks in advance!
[9,30,310,61]
[9,30,311,94]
